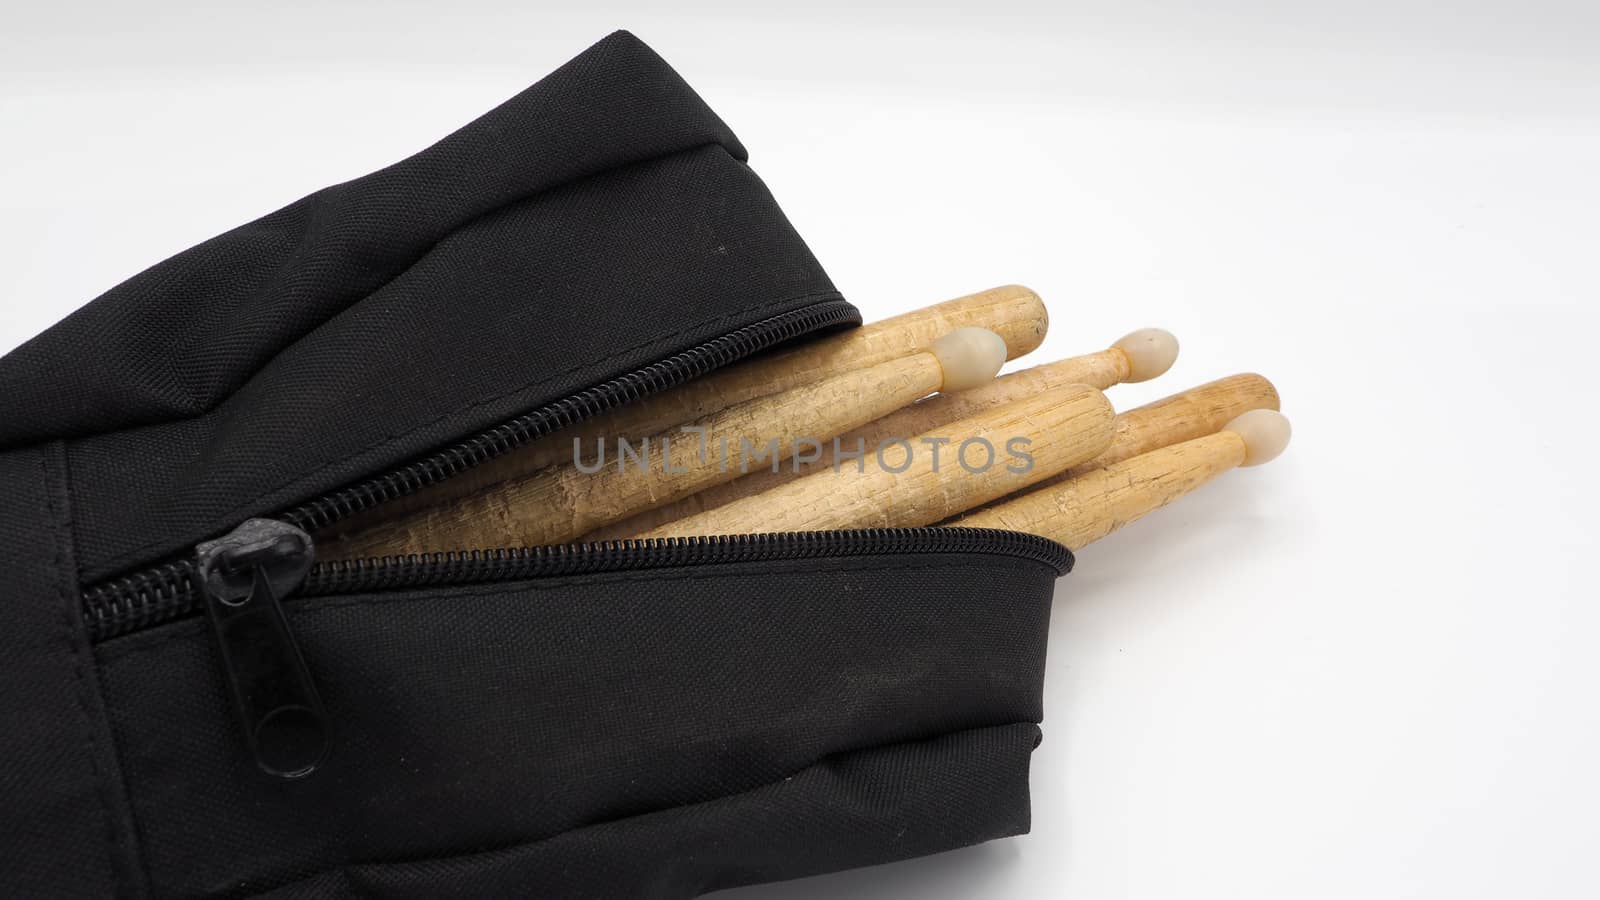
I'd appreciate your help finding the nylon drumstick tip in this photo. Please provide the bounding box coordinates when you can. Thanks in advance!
[930,327,1007,392]
[1225,409,1291,466]
[1113,328,1179,382]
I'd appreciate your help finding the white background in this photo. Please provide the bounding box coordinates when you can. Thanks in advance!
[4,3,1598,897]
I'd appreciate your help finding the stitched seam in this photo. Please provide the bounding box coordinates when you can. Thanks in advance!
[92,288,846,574]
[96,555,1055,662]
[245,721,1040,897]
[45,442,126,896]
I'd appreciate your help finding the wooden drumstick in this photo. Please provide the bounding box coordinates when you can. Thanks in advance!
[957,373,1280,520]
[325,328,1009,558]
[336,284,1050,530]
[586,329,1179,541]
[1088,373,1278,470]
[635,385,1117,539]
[954,410,1291,548]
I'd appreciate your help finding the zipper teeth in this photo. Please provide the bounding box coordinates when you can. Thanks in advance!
[303,528,1072,592]
[279,299,861,535]
[82,560,200,640]
[77,297,1076,644]
[83,529,1071,643]
[79,298,857,640]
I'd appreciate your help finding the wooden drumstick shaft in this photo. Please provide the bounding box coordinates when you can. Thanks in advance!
[954,410,1291,549]
[636,385,1116,539]
[957,373,1280,521]
[588,330,1178,541]
[1091,373,1278,470]
[338,285,1050,530]
[326,329,1008,557]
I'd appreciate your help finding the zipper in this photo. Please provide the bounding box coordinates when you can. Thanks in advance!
[87,525,1074,643]
[193,519,327,779]
[77,296,1074,778]
[88,525,1070,779]
[280,299,864,536]
[81,298,859,640]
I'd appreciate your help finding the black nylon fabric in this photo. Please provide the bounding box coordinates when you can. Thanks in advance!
[0,30,745,448]
[0,32,1062,900]
[251,724,1043,900]
[67,143,842,583]
[0,30,844,583]
[94,553,1057,898]
[0,446,142,897]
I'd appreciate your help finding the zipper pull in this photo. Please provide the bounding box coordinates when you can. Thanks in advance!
[195,518,329,779]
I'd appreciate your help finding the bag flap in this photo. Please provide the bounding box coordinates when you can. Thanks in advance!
[0,31,851,581]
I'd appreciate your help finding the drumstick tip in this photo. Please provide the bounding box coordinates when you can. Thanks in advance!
[1114,328,1179,382]
[931,327,1007,391]
[1224,409,1291,466]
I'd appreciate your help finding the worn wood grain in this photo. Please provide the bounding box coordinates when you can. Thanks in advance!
[637,384,1115,538]
[327,350,956,556]
[589,350,1129,540]
[955,430,1247,549]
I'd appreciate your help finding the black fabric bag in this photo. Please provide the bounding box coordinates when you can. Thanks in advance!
[0,32,1068,899]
